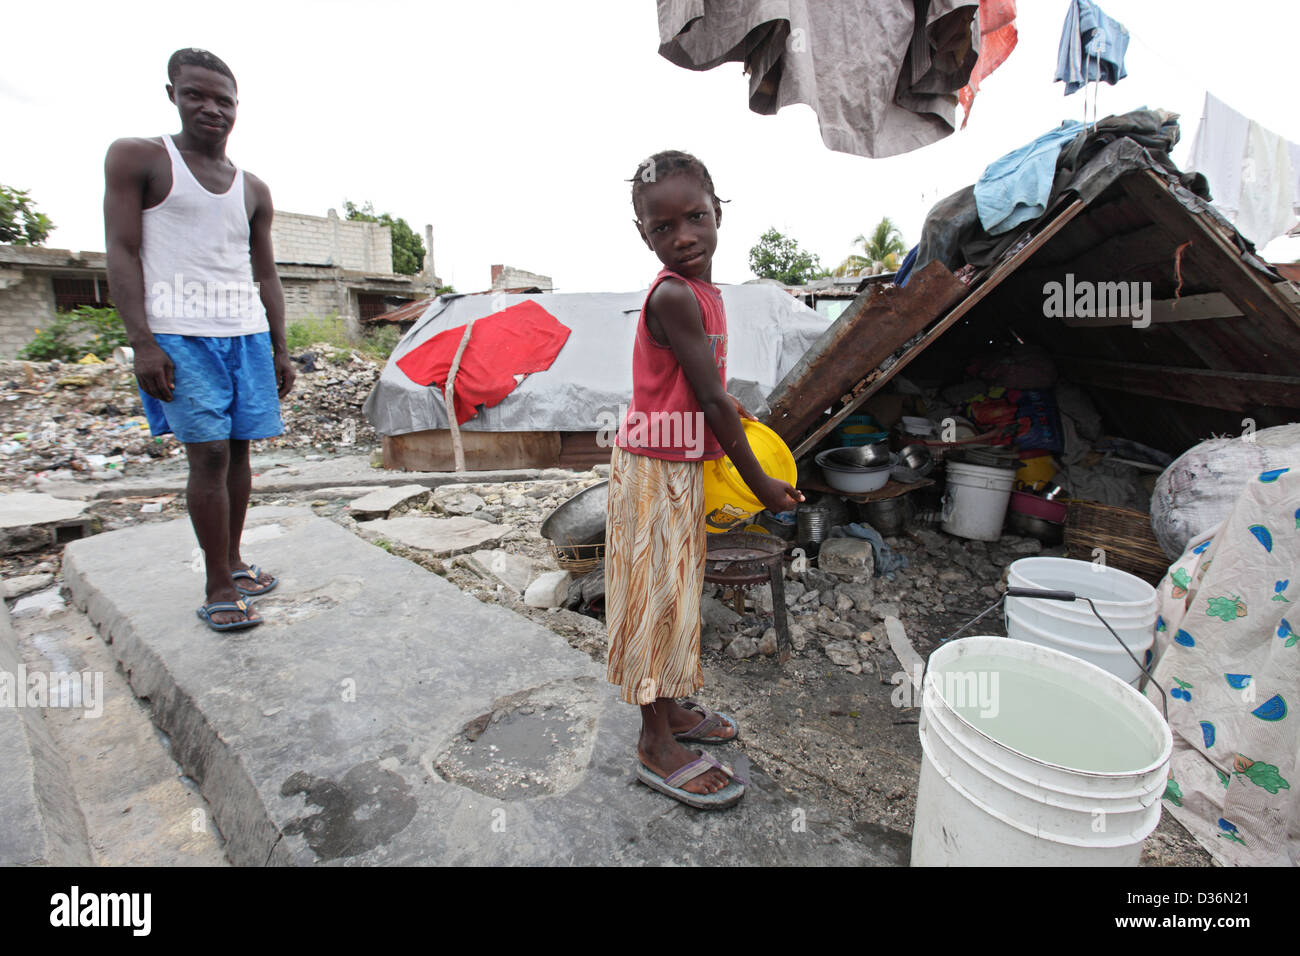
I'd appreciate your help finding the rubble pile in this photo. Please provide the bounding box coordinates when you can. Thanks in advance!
[0,345,384,487]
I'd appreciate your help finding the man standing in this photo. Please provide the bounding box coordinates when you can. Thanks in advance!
[104,48,294,631]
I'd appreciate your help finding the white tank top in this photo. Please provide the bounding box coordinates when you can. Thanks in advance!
[141,135,270,336]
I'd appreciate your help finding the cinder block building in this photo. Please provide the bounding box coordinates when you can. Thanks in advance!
[0,208,442,357]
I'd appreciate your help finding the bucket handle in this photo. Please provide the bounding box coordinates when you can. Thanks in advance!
[946,587,1169,722]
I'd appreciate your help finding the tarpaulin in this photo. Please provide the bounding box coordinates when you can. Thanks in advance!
[395,300,571,425]
[364,285,832,437]
[656,0,981,159]
[958,0,1017,128]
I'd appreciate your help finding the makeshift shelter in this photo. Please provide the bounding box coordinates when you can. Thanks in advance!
[363,286,832,471]
[764,110,1300,462]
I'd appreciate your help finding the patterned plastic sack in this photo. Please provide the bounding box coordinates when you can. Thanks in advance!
[1147,465,1299,866]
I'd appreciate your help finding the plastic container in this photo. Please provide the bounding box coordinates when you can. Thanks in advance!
[940,460,1017,541]
[1015,453,1057,490]
[911,636,1171,867]
[1004,607,1153,686]
[1005,557,1157,685]
[702,419,797,533]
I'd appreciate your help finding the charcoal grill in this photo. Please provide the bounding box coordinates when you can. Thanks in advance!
[704,532,790,663]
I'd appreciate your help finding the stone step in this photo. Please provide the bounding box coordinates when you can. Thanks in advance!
[62,506,905,866]
[0,600,94,866]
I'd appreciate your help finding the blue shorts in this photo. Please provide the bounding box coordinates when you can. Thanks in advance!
[139,332,285,444]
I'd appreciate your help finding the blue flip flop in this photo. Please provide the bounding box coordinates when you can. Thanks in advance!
[673,699,740,744]
[196,598,262,632]
[233,564,278,597]
[636,751,747,810]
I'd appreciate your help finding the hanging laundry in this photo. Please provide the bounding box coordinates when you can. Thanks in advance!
[1188,92,1300,250]
[1054,0,1129,96]
[395,300,571,425]
[974,120,1086,234]
[958,0,1018,128]
[656,0,982,159]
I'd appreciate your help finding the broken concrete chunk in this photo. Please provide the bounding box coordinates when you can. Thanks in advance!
[700,594,742,628]
[433,486,487,516]
[725,636,759,659]
[347,484,429,519]
[524,570,572,608]
[2,573,55,599]
[464,550,540,594]
[0,492,89,529]
[363,515,507,557]
[816,538,875,579]
[824,641,861,666]
[757,627,778,656]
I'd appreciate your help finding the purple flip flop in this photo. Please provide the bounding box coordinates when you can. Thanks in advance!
[673,699,740,744]
[636,751,748,810]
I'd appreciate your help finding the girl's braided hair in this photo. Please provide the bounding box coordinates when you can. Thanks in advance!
[629,150,725,219]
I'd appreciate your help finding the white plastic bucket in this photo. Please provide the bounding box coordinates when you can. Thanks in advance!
[940,461,1016,541]
[1005,557,1157,684]
[912,636,1171,867]
[1005,606,1154,686]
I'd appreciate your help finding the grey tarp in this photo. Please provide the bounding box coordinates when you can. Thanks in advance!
[914,108,1276,278]
[362,285,832,437]
[657,0,980,159]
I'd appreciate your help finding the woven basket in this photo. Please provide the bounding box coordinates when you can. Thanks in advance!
[549,541,604,575]
[1064,500,1170,584]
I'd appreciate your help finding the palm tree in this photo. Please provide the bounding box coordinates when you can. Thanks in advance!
[833,217,906,277]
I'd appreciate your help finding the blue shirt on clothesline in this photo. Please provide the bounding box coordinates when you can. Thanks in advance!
[1055,0,1130,95]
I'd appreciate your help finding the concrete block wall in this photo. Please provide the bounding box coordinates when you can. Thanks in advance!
[0,271,57,357]
[272,211,393,274]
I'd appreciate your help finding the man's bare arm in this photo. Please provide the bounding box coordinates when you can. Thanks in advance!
[247,174,294,398]
[104,138,173,401]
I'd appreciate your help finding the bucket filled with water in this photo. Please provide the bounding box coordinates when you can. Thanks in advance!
[911,635,1171,867]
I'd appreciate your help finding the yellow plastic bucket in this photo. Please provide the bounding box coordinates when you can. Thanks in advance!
[1015,453,1057,491]
[702,420,798,533]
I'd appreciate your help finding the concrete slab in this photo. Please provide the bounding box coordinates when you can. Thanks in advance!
[358,514,508,557]
[0,493,94,554]
[347,485,430,520]
[0,600,93,865]
[0,492,89,529]
[63,508,906,866]
[33,454,587,502]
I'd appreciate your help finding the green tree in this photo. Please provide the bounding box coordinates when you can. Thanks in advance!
[833,216,906,277]
[343,200,426,275]
[0,184,54,246]
[747,228,826,285]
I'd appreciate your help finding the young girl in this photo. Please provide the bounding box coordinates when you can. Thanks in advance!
[606,150,803,809]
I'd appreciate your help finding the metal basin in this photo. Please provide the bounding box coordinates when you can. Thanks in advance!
[819,444,892,469]
[540,480,608,546]
[899,444,934,477]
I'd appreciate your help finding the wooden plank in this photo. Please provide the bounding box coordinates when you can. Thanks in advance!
[790,199,1089,458]
[1054,285,1300,328]
[1118,169,1300,338]
[382,429,563,472]
[1058,357,1300,411]
[766,260,968,445]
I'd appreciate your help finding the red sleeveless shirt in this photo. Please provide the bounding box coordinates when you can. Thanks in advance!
[616,269,728,461]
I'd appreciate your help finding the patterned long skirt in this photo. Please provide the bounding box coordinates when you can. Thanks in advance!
[604,445,707,705]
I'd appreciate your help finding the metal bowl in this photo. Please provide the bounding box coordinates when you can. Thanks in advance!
[899,444,934,477]
[540,480,608,546]
[817,444,892,470]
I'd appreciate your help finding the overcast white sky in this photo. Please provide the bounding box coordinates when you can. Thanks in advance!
[3,1,1298,293]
